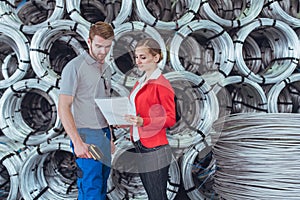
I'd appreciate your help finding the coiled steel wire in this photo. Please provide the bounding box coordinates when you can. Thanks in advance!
[0,22,30,89]
[66,0,132,28]
[30,19,89,86]
[0,0,64,34]
[110,21,167,87]
[233,18,300,84]
[19,136,77,200]
[212,75,268,114]
[107,137,180,200]
[0,78,62,145]
[135,0,200,30]
[199,0,264,28]
[212,113,300,200]
[0,141,30,200]
[164,71,219,148]
[262,0,300,28]
[181,137,218,200]
[169,19,235,80]
[267,73,300,113]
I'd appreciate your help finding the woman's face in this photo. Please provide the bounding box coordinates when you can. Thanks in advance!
[135,46,159,72]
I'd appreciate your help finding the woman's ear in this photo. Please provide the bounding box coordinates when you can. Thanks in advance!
[154,54,160,63]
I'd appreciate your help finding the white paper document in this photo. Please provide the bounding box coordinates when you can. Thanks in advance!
[95,96,132,125]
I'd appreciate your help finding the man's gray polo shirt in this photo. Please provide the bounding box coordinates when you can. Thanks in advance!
[59,51,111,129]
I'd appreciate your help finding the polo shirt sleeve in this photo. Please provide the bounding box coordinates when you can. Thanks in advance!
[59,62,78,96]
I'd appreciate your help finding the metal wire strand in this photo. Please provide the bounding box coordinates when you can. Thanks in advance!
[199,0,264,28]
[212,113,300,200]
[233,18,300,84]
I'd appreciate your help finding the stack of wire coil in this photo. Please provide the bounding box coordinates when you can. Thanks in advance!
[0,0,300,199]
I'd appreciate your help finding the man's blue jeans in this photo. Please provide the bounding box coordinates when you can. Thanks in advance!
[71,127,111,200]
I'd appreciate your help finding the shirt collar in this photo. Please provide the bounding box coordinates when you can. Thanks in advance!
[139,68,161,83]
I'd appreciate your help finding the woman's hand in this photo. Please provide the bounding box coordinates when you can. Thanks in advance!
[125,114,144,127]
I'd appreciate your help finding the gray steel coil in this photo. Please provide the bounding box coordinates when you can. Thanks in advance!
[212,75,268,114]
[66,0,132,28]
[267,73,300,113]
[110,21,167,87]
[233,18,300,84]
[212,113,300,200]
[199,0,264,28]
[262,0,300,28]
[0,23,30,89]
[135,0,200,30]
[107,137,180,200]
[181,137,218,200]
[19,137,77,200]
[169,19,235,80]
[0,0,65,34]
[0,78,62,145]
[30,19,89,86]
[164,71,219,148]
[0,141,30,200]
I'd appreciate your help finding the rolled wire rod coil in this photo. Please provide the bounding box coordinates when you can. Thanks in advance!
[107,137,180,200]
[267,73,300,113]
[212,75,268,114]
[135,0,200,30]
[164,71,219,148]
[109,21,167,87]
[198,0,264,28]
[181,137,218,200]
[169,19,235,82]
[0,142,30,200]
[212,113,300,200]
[262,0,300,28]
[30,19,89,86]
[233,18,300,84]
[0,78,62,146]
[0,22,30,89]
[19,137,77,200]
[0,0,65,34]
[66,0,132,28]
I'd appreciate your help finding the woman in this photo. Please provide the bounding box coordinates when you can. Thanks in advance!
[125,38,176,200]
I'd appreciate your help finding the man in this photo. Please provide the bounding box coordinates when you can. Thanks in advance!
[58,21,115,200]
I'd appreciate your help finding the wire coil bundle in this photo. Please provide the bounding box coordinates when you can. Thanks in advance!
[135,0,200,30]
[267,73,300,113]
[66,0,132,28]
[0,0,65,34]
[198,0,264,28]
[181,137,218,200]
[107,137,180,200]
[213,113,300,200]
[0,78,62,145]
[165,71,219,148]
[169,19,235,82]
[213,75,268,114]
[233,18,300,84]
[19,137,77,200]
[0,22,30,89]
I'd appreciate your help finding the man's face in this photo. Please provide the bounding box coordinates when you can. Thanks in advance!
[88,35,113,64]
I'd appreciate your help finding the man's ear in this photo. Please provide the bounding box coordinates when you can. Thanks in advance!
[87,38,92,47]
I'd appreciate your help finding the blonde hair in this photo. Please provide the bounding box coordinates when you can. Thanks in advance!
[136,38,163,62]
